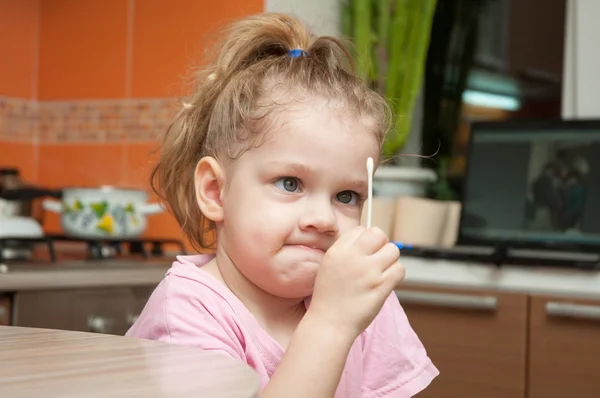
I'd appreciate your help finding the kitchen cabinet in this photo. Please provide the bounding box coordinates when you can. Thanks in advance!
[528,294,600,398]
[475,0,566,80]
[396,285,528,398]
[396,283,600,398]
[0,295,11,325]
[13,286,155,335]
[506,0,566,80]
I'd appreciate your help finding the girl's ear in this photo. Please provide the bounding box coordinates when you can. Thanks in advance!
[194,156,225,223]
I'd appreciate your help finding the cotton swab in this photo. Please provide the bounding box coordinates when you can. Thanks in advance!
[365,157,408,252]
[366,157,374,228]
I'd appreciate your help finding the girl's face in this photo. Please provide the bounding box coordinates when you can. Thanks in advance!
[217,100,380,299]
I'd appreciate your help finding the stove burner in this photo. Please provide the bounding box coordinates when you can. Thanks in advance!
[0,237,56,262]
[84,238,186,260]
[0,234,186,262]
[45,234,187,260]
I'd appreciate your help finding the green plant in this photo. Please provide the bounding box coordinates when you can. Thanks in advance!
[427,157,457,200]
[342,0,438,161]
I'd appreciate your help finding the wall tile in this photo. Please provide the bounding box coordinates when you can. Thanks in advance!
[122,142,159,189]
[1,96,178,144]
[0,97,38,142]
[0,141,37,183]
[37,143,124,187]
[0,0,39,98]
[3,0,263,250]
[36,98,177,143]
[131,0,264,97]
[38,0,128,100]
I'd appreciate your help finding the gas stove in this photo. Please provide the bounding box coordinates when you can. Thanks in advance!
[0,234,187,263]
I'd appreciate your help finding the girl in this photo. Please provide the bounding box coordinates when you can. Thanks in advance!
[127,12,438,397]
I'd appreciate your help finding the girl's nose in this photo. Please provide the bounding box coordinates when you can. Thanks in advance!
[298,198,338,234]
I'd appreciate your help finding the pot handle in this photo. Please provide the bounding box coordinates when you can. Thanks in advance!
[139,203,164,215]
[42,199,63,213]
[0,187,62,200]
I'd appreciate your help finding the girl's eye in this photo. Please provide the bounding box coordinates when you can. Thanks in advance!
[336,191,359,205]
[274,177,300,192]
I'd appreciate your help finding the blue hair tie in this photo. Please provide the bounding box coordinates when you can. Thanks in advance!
[288,49,308,58]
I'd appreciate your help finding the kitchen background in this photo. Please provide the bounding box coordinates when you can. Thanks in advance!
[1,0,580,250]
[2,1,600,398]
[0,0,264,250]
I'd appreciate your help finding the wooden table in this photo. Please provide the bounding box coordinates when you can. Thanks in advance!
[0,326,259,397]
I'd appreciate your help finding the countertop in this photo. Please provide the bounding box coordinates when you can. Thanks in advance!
[1,256,599,300]
[401,256,600,300]
[0,325,259,398]
[0,260,170,291]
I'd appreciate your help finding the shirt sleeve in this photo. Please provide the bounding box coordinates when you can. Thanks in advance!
[361,291,439,398]
[126,274,246,362]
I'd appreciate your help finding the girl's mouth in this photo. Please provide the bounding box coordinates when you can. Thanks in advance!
[284,244,325,254]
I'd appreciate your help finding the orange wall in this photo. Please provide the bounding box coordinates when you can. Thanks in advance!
[132,1,263,98]
[0,0,39,99]
[0,0,40,184]
[1,0,264,249]
[38,0,264,100]
[38,0,128,100]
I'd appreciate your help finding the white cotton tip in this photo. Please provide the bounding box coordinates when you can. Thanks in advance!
[366,157,374,229]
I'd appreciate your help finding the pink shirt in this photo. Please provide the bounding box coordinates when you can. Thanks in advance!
[126,255,438,397]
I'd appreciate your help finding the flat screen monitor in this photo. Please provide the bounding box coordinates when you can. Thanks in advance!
[459,119,600,252]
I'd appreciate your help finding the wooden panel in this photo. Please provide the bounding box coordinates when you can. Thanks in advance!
[70,289,133,335]
[528,295,600,398]
[0,295,11,326]
[0,325,260,397]
[14,288,141,335]
[397,285,528,398]
[38,0,128,99]
[0,0,38,98]
[14,290,72,330]
[508,0,566,77]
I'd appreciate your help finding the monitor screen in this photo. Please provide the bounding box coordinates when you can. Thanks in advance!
[460,120,600,250]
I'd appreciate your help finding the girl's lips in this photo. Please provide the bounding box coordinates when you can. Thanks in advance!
[284,244,325,254]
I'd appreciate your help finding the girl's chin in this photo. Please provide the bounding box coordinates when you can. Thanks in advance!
[268,265,318,297]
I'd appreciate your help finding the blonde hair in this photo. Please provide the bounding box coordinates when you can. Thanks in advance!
[151,12,391,251]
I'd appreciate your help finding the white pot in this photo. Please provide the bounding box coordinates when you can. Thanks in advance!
[373,166,437,197]
[42,187,164,239]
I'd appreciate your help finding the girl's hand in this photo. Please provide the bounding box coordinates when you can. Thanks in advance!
[308,226,404,340]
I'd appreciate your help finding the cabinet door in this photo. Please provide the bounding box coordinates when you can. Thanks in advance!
[396,286,528,398]
[0,295,11,325]
[528,295,600,398]
[123,286,156,331]
[70,289,134,335]
[507,0,566,79]
[15,288,137,336]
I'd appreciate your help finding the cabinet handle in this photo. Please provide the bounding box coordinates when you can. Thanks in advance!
[87,316,115,334]
[395,290,498,311]
[546,301,600,321]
